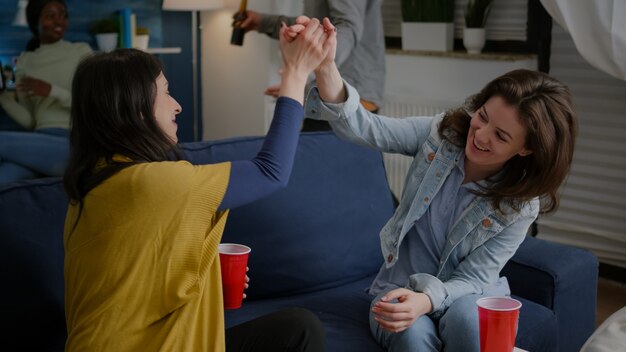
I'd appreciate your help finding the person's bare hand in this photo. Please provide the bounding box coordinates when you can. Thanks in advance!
[243,267,250,299]
[264,83,280,98]
[318,17,337,70]
[279,18,334,76]
[371,288,433,333]
[281,16,310,43]
[237,10,261,32]
[285,17,336,71]
[17,76,51,98]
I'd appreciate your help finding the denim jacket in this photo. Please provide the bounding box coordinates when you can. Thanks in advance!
[304,81,539,315]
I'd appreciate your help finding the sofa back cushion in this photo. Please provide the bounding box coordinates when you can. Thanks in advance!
[183,132,394,299]
[0,178,68,351]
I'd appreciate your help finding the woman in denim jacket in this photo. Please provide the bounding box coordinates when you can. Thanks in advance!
[299,19,577,352]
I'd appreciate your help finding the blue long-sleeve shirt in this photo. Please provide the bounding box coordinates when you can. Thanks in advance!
[218,97,304,210]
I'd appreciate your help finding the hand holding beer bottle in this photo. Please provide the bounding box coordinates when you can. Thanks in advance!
[230,0,248,46]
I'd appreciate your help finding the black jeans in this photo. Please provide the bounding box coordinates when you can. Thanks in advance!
[225,307,326,352]
[301,118,332,132]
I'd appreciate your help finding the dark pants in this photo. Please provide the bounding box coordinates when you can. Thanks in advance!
[301,118,332,132]
[225,308,326,352]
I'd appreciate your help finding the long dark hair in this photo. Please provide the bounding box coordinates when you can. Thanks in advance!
[439,69,577,213]
[64,49,181,209]
[26,0,66,51]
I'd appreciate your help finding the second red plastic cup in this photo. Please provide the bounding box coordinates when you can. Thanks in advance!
[218,243,251,309]
[477,296,522,352]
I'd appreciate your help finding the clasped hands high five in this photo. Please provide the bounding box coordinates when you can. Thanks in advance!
[281,17,337,72]
[272,17,342,103]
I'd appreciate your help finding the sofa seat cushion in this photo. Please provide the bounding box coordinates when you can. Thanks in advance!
[514,295,558,352]
[225,275,384,352]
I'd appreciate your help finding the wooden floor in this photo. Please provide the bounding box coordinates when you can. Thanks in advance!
[596,277,626,327]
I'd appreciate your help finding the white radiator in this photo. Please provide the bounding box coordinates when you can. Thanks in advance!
[380,96,455,199]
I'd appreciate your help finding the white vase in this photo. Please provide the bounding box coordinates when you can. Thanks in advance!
[95,33,118,53]
[401,22,454,52]
[463,27,486,54]
[134,34,149,51]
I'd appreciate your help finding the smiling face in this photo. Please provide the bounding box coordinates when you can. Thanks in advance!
[38,1,67,44]
[464,95,532,180]
[153,72,182,143]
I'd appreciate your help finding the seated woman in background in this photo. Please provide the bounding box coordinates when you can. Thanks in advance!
[0,0,92,183]
[296,17,577,352]
[63,17,334,352]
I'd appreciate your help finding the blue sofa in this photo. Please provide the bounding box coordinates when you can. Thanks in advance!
[0,132,598,351]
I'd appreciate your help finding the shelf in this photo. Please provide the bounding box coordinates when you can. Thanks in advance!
[145,47,181,55]
[386,48,536,62]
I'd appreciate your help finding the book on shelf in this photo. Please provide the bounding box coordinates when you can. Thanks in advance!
[118,8,136,49]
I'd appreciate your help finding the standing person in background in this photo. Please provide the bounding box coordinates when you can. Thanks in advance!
[0,0,92,183]
[63,16,334,352]
[235,0,385,131]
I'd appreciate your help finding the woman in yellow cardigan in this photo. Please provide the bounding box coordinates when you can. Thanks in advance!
[62,19,335,352]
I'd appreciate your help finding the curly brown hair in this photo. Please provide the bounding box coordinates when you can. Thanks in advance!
[439,69,577,214]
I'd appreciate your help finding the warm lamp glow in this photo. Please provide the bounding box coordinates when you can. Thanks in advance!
[162,0,224,11]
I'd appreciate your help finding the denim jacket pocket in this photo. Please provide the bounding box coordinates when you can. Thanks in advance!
[401,143,435,196]
[472,216,505,247]
[414,142,436,173]
[454,217,506,258]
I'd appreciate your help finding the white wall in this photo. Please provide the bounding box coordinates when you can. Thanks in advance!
[199,0,300,140]
[384,53,536,105]
[199,4,269,140]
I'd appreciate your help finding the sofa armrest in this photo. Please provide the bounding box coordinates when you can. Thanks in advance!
[501,235,598,352]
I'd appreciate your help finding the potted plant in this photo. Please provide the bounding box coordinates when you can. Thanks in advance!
[401,0,454,52]
[463,0,494,54]
[90,17,119,52]
[134,26,150,51]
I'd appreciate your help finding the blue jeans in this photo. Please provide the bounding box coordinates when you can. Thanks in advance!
[369,291,483,352]
[0,128,69,183]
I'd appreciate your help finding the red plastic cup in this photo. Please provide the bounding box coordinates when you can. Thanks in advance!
[477,296,522,352]
[218,243,251,309]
